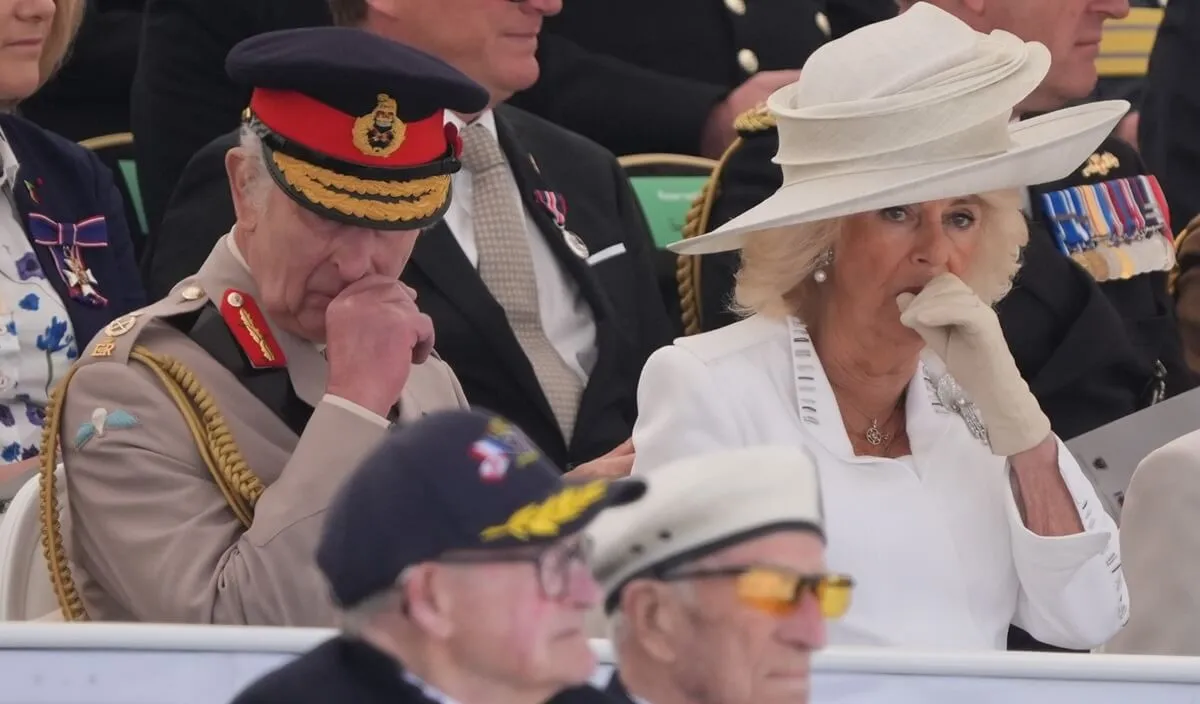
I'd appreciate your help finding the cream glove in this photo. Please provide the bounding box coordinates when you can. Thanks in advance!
[896,273,1051,457]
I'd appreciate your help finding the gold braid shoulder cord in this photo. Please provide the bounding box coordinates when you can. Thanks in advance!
[676,104,778,336]
[37,346,266,621]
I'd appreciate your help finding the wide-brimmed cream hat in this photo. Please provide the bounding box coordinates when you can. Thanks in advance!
[671,2,1130,256]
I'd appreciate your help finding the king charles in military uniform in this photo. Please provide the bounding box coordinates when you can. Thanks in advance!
[36,28,493,625]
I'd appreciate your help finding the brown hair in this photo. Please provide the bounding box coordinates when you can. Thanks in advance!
[327,0,369,28]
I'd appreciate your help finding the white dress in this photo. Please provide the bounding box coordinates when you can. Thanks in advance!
[631,315,1128,650]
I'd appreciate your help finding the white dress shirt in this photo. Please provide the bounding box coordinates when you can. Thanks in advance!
[0,128,79,462]
[444,110,598,382]
[631,315,1129,651]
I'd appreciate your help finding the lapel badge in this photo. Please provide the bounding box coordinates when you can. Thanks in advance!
[1081,152,1120,179]
[352,93,405,158]
[221,289,287,369]
[23,178,40,205]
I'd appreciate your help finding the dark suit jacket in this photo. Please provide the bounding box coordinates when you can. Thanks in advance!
[1138,0,1198,232]
[0,115,145,345]
[129,0,888,235]
[146,105,674,468]
[230,637,444,704]
[19,0,144,142]
[130,0,333,234]
[700,125,1193,442]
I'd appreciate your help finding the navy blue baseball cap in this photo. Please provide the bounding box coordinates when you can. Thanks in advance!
[226,27,490,231]
[317,409,646,608]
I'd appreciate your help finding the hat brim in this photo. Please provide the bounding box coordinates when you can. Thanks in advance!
[669,100,1130,255]
[262,145,453,231]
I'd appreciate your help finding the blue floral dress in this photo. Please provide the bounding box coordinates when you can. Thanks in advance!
[0,242,78,463]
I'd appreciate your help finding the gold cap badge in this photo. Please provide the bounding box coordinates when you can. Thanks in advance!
[352,93,406,158]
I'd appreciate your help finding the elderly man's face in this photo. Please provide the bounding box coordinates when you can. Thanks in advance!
[368,0,562,104]
[227,148,421,342]
[910,0,1130,111]
[437,535,602,694]
[657,531,828,704]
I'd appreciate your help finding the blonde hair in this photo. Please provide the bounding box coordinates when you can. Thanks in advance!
[39,0,85,89]
[733,189,1029,320]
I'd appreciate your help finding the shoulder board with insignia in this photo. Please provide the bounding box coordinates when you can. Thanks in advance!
[733,103,776,135]
[219,289,286,369]
[84,281,212,365]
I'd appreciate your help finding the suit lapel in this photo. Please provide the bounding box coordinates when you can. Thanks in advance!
[493,108,613,324]
[195,235,328,409]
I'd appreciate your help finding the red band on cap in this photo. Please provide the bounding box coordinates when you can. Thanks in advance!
[249,88,447,168]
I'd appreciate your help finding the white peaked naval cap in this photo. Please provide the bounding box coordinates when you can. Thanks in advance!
[588,446,825,612]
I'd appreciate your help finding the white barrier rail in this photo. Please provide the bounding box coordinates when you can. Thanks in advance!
[0,623,1198,703]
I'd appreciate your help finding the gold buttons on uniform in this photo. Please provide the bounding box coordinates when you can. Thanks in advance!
[181,284,204,301]
[737,48,759,74]
[724,0,746,15]
[226,292,244,308]
[816,11,830,36]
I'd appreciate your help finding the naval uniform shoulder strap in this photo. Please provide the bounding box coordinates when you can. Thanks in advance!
[677,102,778,336]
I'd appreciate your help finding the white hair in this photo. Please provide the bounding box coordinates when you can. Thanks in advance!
[236,126,276,208]
[607,580,697,644]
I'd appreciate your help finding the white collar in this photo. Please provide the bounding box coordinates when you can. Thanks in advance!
[0,127,20,188]
[401,670,464,704]
[444,109,498,139]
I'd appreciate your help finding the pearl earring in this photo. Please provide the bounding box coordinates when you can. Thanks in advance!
[813,249,834,283]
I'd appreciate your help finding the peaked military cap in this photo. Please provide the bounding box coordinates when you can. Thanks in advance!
[317,409,645,608]
[226,27,490,230]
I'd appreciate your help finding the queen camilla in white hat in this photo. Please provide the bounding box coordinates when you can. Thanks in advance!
[632,3,1130,650]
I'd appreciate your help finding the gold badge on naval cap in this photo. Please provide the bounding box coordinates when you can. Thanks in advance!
[352,93,406,158]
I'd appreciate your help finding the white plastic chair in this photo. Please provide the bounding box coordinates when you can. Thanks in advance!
[0,471,58,620]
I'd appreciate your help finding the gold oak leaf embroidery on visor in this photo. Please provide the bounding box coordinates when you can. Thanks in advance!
[271,151,450,223]
[481,481,609,541]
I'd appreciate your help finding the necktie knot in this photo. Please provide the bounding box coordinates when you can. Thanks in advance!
[460,123,508,175]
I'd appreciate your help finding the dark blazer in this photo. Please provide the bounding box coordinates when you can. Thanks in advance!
[1139,0,1199,231]
[146,105,674,468]
[519,0,895,157]
[19,0,144,142]
[229,636,444,704]
[0,115,145,346]
[700,124,1193,442]
[129,0,888,234]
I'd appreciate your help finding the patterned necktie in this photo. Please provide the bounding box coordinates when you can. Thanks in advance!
[459,123,583,441]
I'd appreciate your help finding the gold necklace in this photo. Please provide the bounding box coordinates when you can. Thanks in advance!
[832,387,906,447]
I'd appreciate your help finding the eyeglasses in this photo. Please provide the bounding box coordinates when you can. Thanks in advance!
[662,565,855,619]
[438,536,594,600]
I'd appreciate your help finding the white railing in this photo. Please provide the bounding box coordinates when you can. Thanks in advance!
[0,623,1198,703]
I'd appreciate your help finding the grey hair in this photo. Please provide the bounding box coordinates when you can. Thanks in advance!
[236,126,275,208]
[733,188,1029,321]
[338,567,414,635]
[607,580,697,644]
